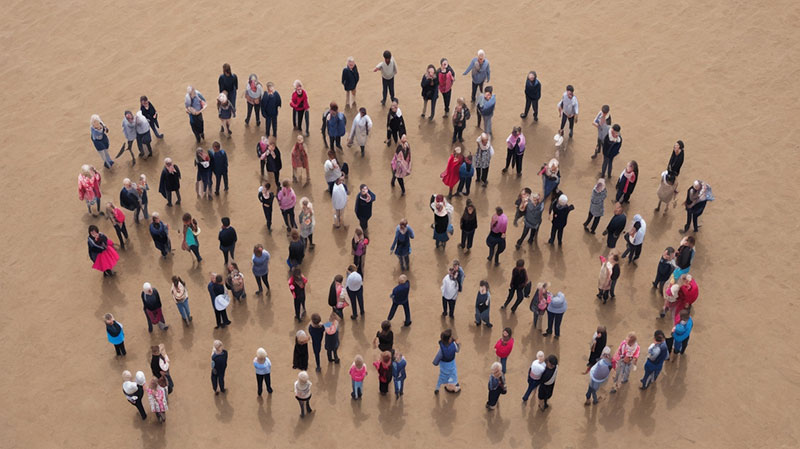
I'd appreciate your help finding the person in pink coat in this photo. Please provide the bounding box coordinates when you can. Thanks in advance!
[441,146,463,199]
[78,165,103,216]
[87,225,119,277]
[503,127,526,176]
[494,327,514,373]
[349,354,368,399]
[277,180,297,231]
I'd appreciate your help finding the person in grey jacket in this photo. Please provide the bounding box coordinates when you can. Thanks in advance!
[543,291,567,337]
[116,111,141,164]
[463,49,491,103]
[516,192,544,248]
[583,179,607,234]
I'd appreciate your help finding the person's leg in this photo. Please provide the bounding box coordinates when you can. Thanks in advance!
[504,149,513,171]
[559,113,567,132]
[257,373,264,396]
[557,227,564,245]
[633,244,642,261]
[135,399,147,419]
[548,224,557,244]
[583,211,593,228]
[292,109,299,129]
[523,96,532,117]
[402,303,411,325]
[484,115,492,135]
[430,97,437,118]
[114,343,122,355]
[515,153,523,175]
[466,230,474,249]
[554,313,563,336]
[381,78,388,103]
[464,177,471,195]
[282,209,291,229]
[387,302,398,320]
[591,216,601,232]
[522,377,536,401]
[447,299,455,317]
[397,177,405,195]
[532,99,539,120]
[443,91,451,114]
[218,371,226,392]
[246,103,254,124]
[293,297,302,320]
[356,288,364,316]
[298,398,306,416]
[471,83,478,102]
[511,288,525,311]
[568,117,575,137]
[388,78,396,102]
[254,275,264,293]
[260,274,270,291]
[494,240,505,264]
[441,297,448,316]
[503,288,516,308]
[190,245,201,262]
[679,336,690,354]
[113,225,125,247]
[487,242,496,261]
[211,372,219,392]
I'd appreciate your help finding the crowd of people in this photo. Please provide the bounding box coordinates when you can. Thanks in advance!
[84,50,712,423]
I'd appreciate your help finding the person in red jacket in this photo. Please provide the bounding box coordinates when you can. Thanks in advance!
[675,274,698,322]
[494,327,514,374]
[441,146,463,199]
[290,80,310,136]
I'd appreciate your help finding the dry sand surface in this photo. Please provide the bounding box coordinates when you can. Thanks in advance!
[1,0,799,447]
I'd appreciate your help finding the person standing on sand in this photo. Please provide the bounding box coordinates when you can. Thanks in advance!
[217,217,237,265]
[185,85,207,142]
[597,252,620,303]
[537,355,559,411]
[348,107,372,157]
[194,148,213,201]
[324,313,341,364]
[682,180,711,233]
[373,351,393,395]
[521,351,546,402]
[621,214,647,263]
[140,96,163,139]
[141,283,168,333]
[254,348,273,396]
[277,180,298,231]
[386,100,406,146]
[390,219,414,270]
[583,179,607,234]
[308,314,324,372]
[584,326,608,374]
[149,344,173,394]
[390,137,412,195]
[501,259,529,312]
[294,371,313,418]
[354,184,376,235]
[544,291,567,337]
[433,329,461,394]
[90,115,114,168]
[291,135,311,184]
[548,194,575,246]
[170,275,192,325]
[591,105,612,159]
[392,351,407,398]
[388,274,412,326]
[585,346,613,405]
[374,50,398,105]
[615,160,639,204]
[610,332,640,393]
[210,340,228,395]
[486,207,508,266]
[430,194,454,249]
[104,313,125,356]
[516,192,544,248]
[667,140,685,178]
[87,225,119,277]
[540,159,561,201]
[104,202,129,250]
[251,244,270,295]
[494,328,514,373]
[122,371,147,420]
[216,93,235,136]
[347,264,364,320]
[474,280,492,327]
[210,142,228,195]
[119,178,144,224]
[477,87,496,136]
[260,81,281,137]
[349,355,368,399]
[293,330,310,371]
[288,267,308,322]
[442,147,463,199]
[243,73,263,127]
[463,49,490,103]
[218,63,239,110]
[486,362,506,410]
[458,200,478,252]
[602,202,627,249]
[298,198,315,249]
[158,158,181,207]
[78,165,103,216]
[441,266,460,318]
[437,58,456,116]
[655,171,679,212]
[520,71,541,120]
[257,181,274,232]
[351,227,369,275]
[503,127,526,176]
[652,247,676,292]
[601,124,622,178]
[208,273,231,329]
[530,282,551,331]
[420,64,440,120]
[342,57,360,107]
[181,213,202,262]
[117,111,140,163]
[557,85,579,138]
[290,80,311,136]
[328,275,348,320]
[641,330,669,390]
[146,377,168,423]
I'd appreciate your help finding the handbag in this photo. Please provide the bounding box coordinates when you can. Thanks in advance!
[214,294,230,311]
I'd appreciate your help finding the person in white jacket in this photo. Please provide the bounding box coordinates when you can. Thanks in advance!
[441,267,460,318]
[348,108,372,157]
[331,176,349,228]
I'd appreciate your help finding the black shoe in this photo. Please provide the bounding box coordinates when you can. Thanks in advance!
[520,113,527,118]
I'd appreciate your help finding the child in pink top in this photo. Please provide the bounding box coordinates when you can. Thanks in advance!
[349,354,368,399]
[494,328,514,373]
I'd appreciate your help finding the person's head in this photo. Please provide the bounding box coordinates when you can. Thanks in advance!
[490,361,503,377]
[597,325,607,335]
[104,313,114,325]
[218,92,228,105]
[546,354,558,368]
[296,330,308,343]
[675,140,684,152]
[90,114,103,128]
[685,236,696,247]
[679,309,690,321]
[477,49,485,62]
[281,179,291,189]
[628,160,638,174]
[453,146,462,156]
[149,377,159,389]
[476,280,489,294]
[451,259,461,270]
[142,282,153,294]
[536,350,545,363]
[215,274,223,284]
[614,202,623,215]
[354,354,364,368]
[354,228,364,239]
[139,95,149,107]
[266,81,275,92]
[256,347,267,362]
[87,224,99,238]
[253,244,264,257]
[399,218,408,230]
[502,327,512,340]
[380,320,391,333]
[182,213,192,224]
[230,262,240,273]
[601,104,610,114]
[186,85,196,97]
[213,339,223,353]
[249,73,259,85]
[594,178,606,192]
[334,274,343,284]
[150,345,160,355]
[663,247,675,260]
[626,332,638,346]
[483,88,492,100]
[297,371,309,384]
[346,56,355,69]
[398,274,408,284]
[221,217,230,228]
[124,110,134,122]
[666,173,676,185]
[380,351,392,364]
[495,206,503,216]
[262,179,271,191]
[290,229,300,241]
[222,63,231,75]
[122,178,132,188]
[531,192,541,205]
[516,259,525,268]
[359,107,367,116]
[465,199,475,215]
[330,102,341,113]
[383,50,392,61]
[601,346,612,359]
[121,370,132,381]
[390,100,399,112]
[311,313,321,325]
[558,194,568,206]
[611,253,620,263]
[427,64,436,77]
[440,328,453,344]
[293,79,303,92]
[164,157,173,169]
[171,275,182,287]
[654,330,665,342]
[566,85,574,97]
[440,58,449,70]
[400,134,408,144]
[528,71,536,81]
[611,124,621,137]
[538,281,550,292]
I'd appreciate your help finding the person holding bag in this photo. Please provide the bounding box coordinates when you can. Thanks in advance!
[208,273,230,329]
[328,275,348,319]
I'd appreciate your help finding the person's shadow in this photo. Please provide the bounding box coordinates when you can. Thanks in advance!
[133,411,167,448]
[431,390,458,436]
[484,403,511,443]
[214,392,234,423]
[257,395,274,434]
[349,392,371,428]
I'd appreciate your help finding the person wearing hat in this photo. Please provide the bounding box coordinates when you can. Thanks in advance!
[486,207,508,266]
[548,194,575,246]
[208,273,231,329]
[430,194,454,249]
[544,291,567,337]
[217,217,237,265]
[122,370,147,420]
[442,147,463,199]
[557,85,579,138]
[585,346,613,405]
[104,313,125,356]
[141,283,168,332]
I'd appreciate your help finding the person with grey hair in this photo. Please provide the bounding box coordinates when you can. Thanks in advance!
[557,85,579,138]
[585,346,613,405]
[122,370,147,420]
[141,282,168,332]
[119,178,144,224]
[158,158,181,207]
[115,111,138,163]
[474,133,493,187]
[184,85,207,142]
[520,71,541,120]
[104,313,125,356]
[294,371,313,417]
[486,361,506,409]
[583,179,607,234]
[463,49,490,103]
[342,57,360,108]
[90,114,113,168]
[243,73,262,126]
[548,194,575,245]
[516,191,544,248]
[544,291,567,337]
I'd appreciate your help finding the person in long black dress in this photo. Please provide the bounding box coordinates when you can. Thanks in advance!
[292,330,309,370]
[538,355,559,411]
[308,314,324,372]
[584,326,608,373]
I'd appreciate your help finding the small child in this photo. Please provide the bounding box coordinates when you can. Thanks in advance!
[652,247,676,291]
[349,354,368,399]
[373,351,393,395]
[494,328,514,373]
[513,188,531,226]
[137,174,150,219]
[456,155,474,196]
[392,350,407,398]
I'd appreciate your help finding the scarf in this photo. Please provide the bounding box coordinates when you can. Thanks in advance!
[250,80,257,92]
[622,169,636,193]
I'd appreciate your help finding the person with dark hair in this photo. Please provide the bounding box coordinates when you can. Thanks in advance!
[351,227,369,274]
[474,280,492,327]
[502,259,529,311]
[158,158,181,207]
[390,219,414,270]
[437,58,456,116]
[288,267,308,322]
[494,328,513,373]
[342,57,360,107]
[208,273,230,328]
[261,137,282,189]
[548,194,575,246]
[459,200,478,252]
[652,247,676,291]
[615,160,639,203]
[194,148,213,201]
[386,101,406,146]
[210,141,228,195]
[104,313,126,356]
[655,171,680,212]
[260,81,281,136]
[433,329,461,393]
[218,63,239,110]
[602,202,627,248]
[640,330,669,390]
[673,236,696,279]
[244,74,263,126]
[257,181,274,231]
[669,309,694,356]
[440,267,460,318]
[557,85,579,138]
[328,275,347,319]
[140,96,163,138]
[442,147,463,199]
[477,86,496,135]
[308,315,324,371]
[668,140,685,177]
[503,127,526,176]
[290,80,311,136]
[463,49,490,103]
[451,97,470,143]
[584,326,608,374]
[346,265,364,319]
[591,105,612,159]
[324,313,341,363]
[217,217,237,265]
[682,180,710,233]
[184,85,207,142]
[420,64,439,120]
[583,179,607,234]
[388,274,412,326]
[324,102,346,150]
[621,214,647,263]
[520,71,541,120]
[537,355,559,410]
[390,137,412,196]
[287,230,305,268]
[601,124,622,178]
[374,50,398,105]
[430,194,454,249]
[87,225,119,277]
[354,184,376,233]
[181,213,202,262]
[486,207,508,266]
[373,320,394,352]
[348,108,372,157]
[170,275,192,324]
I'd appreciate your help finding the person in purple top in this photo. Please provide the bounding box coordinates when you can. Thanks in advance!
[486,207,508,266]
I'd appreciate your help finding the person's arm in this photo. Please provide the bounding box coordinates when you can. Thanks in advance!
[462,59,474,76]
[574,98,579,121]
[485,61,491,83]
[373,62,382,72]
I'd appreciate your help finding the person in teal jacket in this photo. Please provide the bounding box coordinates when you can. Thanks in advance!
[104,313,126,356]
[671,309,694,355]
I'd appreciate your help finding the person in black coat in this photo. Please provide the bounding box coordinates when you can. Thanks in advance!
[354,184,376,235]
[265,138,282,188]
[668,140,685,178]
[601,124,622,179]
[547,194,575,245]
[385,101,406,146]
[211,340,228,394]
[420,64,440,120]
[602,202,627,248]
[140,96,163,138]
[260,83,282,137]
[218,64,239,109]
[217,217,237,265]
[342,57,360,107]
[520,71,541,120]
[652,247,675,291]
[288,230,305,268]
[158,158,181,206]
[585,326,608,372]
[148,213,171,258]
[210,142,228,194]
[119,179,143,224]
[502,259,529,311]
[208,273,231,328]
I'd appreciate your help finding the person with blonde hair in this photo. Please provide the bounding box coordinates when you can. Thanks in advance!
[146,377,168,423]
[254,347,273,396]
[349,354,368,399]
[298,198,315,249]
[291,135,310,184]
[486,362,506,409]
[342,56,360,107]
[290,80,310,136]
[294,371,313,417]
[610,332,640,393]
[104,313,125,356]
[185,85,207,142]
[78,165,103,215]
[105,201,129,249]
[122,370,146,420]
[210,340,228,395]
[217,92,235,135]
[90,114,113,168]
[522,351,546,402]
[540,158,561,201]
[141,282,168,332]
[463,49,490,103]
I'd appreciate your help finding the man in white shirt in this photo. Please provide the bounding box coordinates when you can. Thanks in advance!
[346,265,364,319]
[373,50,398,105]
[441,267,460,318]
[557,85,579,138]
[621,214,647,263]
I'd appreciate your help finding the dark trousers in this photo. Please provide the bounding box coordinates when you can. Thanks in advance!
[476,167,488,184]
[685,204,705,231]
[452,125,464,143]
[616,187,633,204]
[189,114,204,141]
[460,230,475,249]
[113,223,128,247]
[214,172,228,193]
[548,225,565,244]
[381,78,396,103]
[601,156,615,178]
[442,91,452,113]
[610,278,618,297]
[114,342,126,356]
[255,273,270,292]
[559,114,574,132]
[353,255,364,276]
[522,375,540,401]
[523,96,539,118]
[328,135,342,150]
[281,207,297,229]
[130,398,147,419]
[358,217,370,234]
[470,82,484,102]
[388,302,411,325]
[503,287,525,310]
[456,176,471,195]
[517,225,539,245]
[297,396,312,415]
[136,133,153,156]
[293,110,309,134]
[396,254,409,270]
[326,349,339,362]
[214,309,230,327]
[256,373,273,395]
[583,212,601,232]
[189,244,202,262]
[267,170,280,190]
[166,189,181,206]
[425,97,438,117]
[246,103,261,125]
[211,368,226,392]
[390,176,406,194]
[666,336,690,354]
[264,115,277,137]
[606,231,621,249]
[147,118,163,138]
[348,288,365,317]
[221,245,235,265]
[487,238,506,263]
[545,311,564,336]
[442,297,456,317]
[261,206,273,230]
[293,294,306,319]
[387,128,401,145]
[504,151,524,174]
[312,344,322,369]
[622,242,643,262]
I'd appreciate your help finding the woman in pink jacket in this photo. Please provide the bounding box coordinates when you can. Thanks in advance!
[277,180,297,231]
[78,165,103,216]
[437,58,455,117]
[610,332,640,393]
[290,80,310,136]
[503,127,526,176]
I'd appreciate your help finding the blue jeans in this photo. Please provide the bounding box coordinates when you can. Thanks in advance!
[176,299,191,320]
[348,288,364,317]
[499,357,507,374]
[352,380,363,397]
[97,149,113,167]
[394,379,404,394]
[586,385,599,403]
[522,376,540,401]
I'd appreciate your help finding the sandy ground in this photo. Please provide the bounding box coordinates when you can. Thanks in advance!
[1,0,799,447]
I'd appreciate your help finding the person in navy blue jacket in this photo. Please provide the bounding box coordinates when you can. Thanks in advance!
[387,274,411,326]
[652,247,675,292]
[354,184,376,235]
[217,217,237,265]
[520,71,541,120]
[260,82,282,138]
[119,178,143,223]
[601,124,622,179]
[325,102,347,150]
[210,141,228,195]
[342,57,360,108]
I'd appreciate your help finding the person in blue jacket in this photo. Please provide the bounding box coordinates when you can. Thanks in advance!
[462,49,491,103]
[260,82,282,138]
[387,274,411,327]
[325,102,347,150]
[342,57,360,108]
[477,87,496,136]
[392,351,407,397]
[520,71,541,120]
[390,219,414,271]
[641,330,669,389]
[210,141,228,195]
[669,310,694,356]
